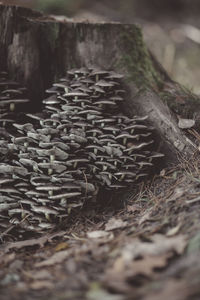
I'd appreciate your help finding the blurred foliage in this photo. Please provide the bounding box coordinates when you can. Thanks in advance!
[36,0,84,15]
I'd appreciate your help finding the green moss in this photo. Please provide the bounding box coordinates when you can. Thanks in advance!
[118,25,163,90]
[37,0,70,14]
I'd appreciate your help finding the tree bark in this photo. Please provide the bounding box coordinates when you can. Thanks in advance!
[0,4,197,162]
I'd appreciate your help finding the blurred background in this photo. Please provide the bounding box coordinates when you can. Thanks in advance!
[2,0,200,94]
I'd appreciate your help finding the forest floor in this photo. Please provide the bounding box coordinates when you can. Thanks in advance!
[1,153,200,300]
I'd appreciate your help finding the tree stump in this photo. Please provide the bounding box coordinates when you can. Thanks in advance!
[0,4,197,162]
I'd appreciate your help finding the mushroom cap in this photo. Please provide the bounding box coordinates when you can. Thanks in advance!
[36,185,62,191]
[31,205,59,215]
[109,96,123,102]
[87,128,103,135]
[45,86,59,94]
[27,132,50,143]
[0,203,18,212]
[26,113,44,121]
[30,176,50,186]
[80,78,94,85]
[124,141,153,152]
[90,86,105,94]
[115,171,137,177]
[69,134,87,144]
[49,192,81,200]
[98,138,116,145]
[63,92,88,98]
[35,147,69,160]
[95,80,114,88]
[124,124,149,131]
[0,164,28,176]
[61,105,82,112]
[0,178,14,185]
[43,96,61,105]
[13,123,34,132]
[93,100,116,106]
[0,187,21,194]
[0,99,29,106]
[37,162,67,173]
[116,133,140,140]
[86,145,105,153]
[42,119,61,127]
[53,82,70,89]
[78,109,102,116]
[106,72,124,79]
[102,126,120,132]
[90,70,109,76]
[95,161,116,170]
[66,158,89,165]
[37,128,58,135]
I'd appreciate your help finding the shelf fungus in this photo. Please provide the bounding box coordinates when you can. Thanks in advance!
[0,68,164,235]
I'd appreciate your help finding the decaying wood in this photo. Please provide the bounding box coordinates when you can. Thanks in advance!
[0,4,197,161]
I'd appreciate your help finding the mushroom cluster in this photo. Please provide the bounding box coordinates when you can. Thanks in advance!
[0,71,30,168]
[0,71,29,131]
[0,68,163,234]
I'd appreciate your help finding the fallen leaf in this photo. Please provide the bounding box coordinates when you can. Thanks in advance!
[9,259,23,271]
[143,279,189,300]
[0,253,15,266]
[87,290,123,300]
[151,234,186,255]
[138,208,153,225]
[105,218,128,231]
[35,249,71,268]
[166,224,181,236]
[2,231,65,253]
[121,234,186,262]
[127,204,141,213]
[178,118,195,129]
[30,280,54,290]
[160,169,166,176]
[87,282,124,300]
[167,187,185,202]
[87,230,113,240]
[54,242,69,252]
[130,255,169,277]
[24,269,52,280]
[109,253,170,279]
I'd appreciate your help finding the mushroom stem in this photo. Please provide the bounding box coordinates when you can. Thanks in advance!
[49,190,53,196]
[48,168,53,175]
[45,213,51,221]
[123,137,127,145]
[10,103,15,112]
[50,155,55,162]
[120,174,125,181]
